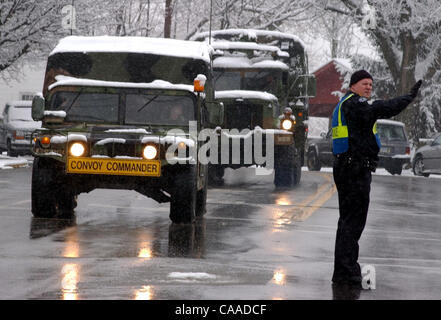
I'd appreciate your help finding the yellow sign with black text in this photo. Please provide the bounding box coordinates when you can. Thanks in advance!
[67,157,161,177]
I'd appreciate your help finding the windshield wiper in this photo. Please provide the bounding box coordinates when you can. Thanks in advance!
[214,70,225,82]
[137,95,159,113]
[65,90,83,113]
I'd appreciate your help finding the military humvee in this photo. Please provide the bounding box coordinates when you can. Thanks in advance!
[192,29,316,168]
[209,90,301,187]
[31,36,222,224]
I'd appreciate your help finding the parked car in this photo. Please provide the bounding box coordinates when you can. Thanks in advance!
[306,119,411,175]
[413,132,441,177]
[0,101,41,156]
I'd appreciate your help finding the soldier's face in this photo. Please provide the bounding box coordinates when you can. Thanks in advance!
[350,78,373,99]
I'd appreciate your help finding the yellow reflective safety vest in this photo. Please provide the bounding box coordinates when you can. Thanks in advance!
[332,93,381,155]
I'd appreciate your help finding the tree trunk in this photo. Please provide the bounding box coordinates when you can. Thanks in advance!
[396,32,417,129]
[164,0,173,38]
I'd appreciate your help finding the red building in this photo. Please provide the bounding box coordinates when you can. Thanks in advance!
[309,59,351,118]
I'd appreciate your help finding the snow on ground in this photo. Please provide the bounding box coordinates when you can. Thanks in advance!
[168,272,217,282]
[0,153,31,169]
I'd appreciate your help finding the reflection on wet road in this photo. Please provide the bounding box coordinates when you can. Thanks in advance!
[2,166,441,299]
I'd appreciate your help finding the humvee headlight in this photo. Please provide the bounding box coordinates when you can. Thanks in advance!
[143,145,158,160]
[70,143,86,157]
[281,119,293,130]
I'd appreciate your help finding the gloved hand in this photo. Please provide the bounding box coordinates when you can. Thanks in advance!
[410,80,422,99]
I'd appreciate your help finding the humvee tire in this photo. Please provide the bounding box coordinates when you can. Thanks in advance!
[32,157,76,218]
[196,172,208,217]
[274,144,301,187]
[208,165,224,186]
[170,168,197,224]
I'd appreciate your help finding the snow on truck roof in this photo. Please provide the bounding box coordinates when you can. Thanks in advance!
[50,36,212,63]
[213,56,289,70]
[215,90,278,102]
[210,41,289,57]
[191,29,306,50]
[49,75,195,93]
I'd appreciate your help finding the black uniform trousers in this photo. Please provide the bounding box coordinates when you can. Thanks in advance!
[332,156,372,284]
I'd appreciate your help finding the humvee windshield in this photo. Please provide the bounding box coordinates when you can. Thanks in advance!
[214,70,282,92]
[224,101,263,130]
[49,91,195,126]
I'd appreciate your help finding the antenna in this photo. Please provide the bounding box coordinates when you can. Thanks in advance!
[71,0,74,35]
[209,0,213,45]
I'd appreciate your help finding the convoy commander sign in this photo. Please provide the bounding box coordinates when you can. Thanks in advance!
[67,157,161,177]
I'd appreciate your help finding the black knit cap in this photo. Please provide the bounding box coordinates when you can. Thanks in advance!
[349,69,373,87]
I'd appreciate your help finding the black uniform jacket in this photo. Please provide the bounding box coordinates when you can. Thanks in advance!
[341,91,414,161]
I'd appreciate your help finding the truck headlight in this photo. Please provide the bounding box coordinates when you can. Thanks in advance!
[70,142,86,157]
[281,119,293,130]
[143,145,158,160]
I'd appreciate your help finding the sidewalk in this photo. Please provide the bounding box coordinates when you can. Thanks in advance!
[0,154,30,169]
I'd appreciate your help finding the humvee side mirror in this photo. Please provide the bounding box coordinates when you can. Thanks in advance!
[32,95,45,121]
[206,101,224,126]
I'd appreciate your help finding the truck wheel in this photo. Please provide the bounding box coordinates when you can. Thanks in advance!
[7,140,17,157]
[293,159,302,185]
[392,163,402,175]
[385,162,402,175]
[274,145,300,187]
[196,171,208,217]
[170,168,196,224]
[307,150,321,171]
[208,165,224,186]
[413,155,430,177]
[32,157,76,218]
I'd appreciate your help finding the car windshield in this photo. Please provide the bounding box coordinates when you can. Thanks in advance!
[125,94,195,126]
[9,106,33,121]
[214,70,281,92]
[377,124,406,141]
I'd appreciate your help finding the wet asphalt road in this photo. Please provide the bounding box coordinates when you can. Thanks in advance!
[0,164,441,300]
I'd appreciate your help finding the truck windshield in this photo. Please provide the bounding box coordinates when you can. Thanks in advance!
[50,92,119,123]
[223,101,263,130]
[49,91,195,125]
[214,70,282,92]
[125,94,195,126]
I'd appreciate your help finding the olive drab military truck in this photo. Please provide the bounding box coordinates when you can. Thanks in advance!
[208,90,301,187]
[31,36,222,224]
[191,29,315,186]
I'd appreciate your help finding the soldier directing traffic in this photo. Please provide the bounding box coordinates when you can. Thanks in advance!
[331,69,422,288]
